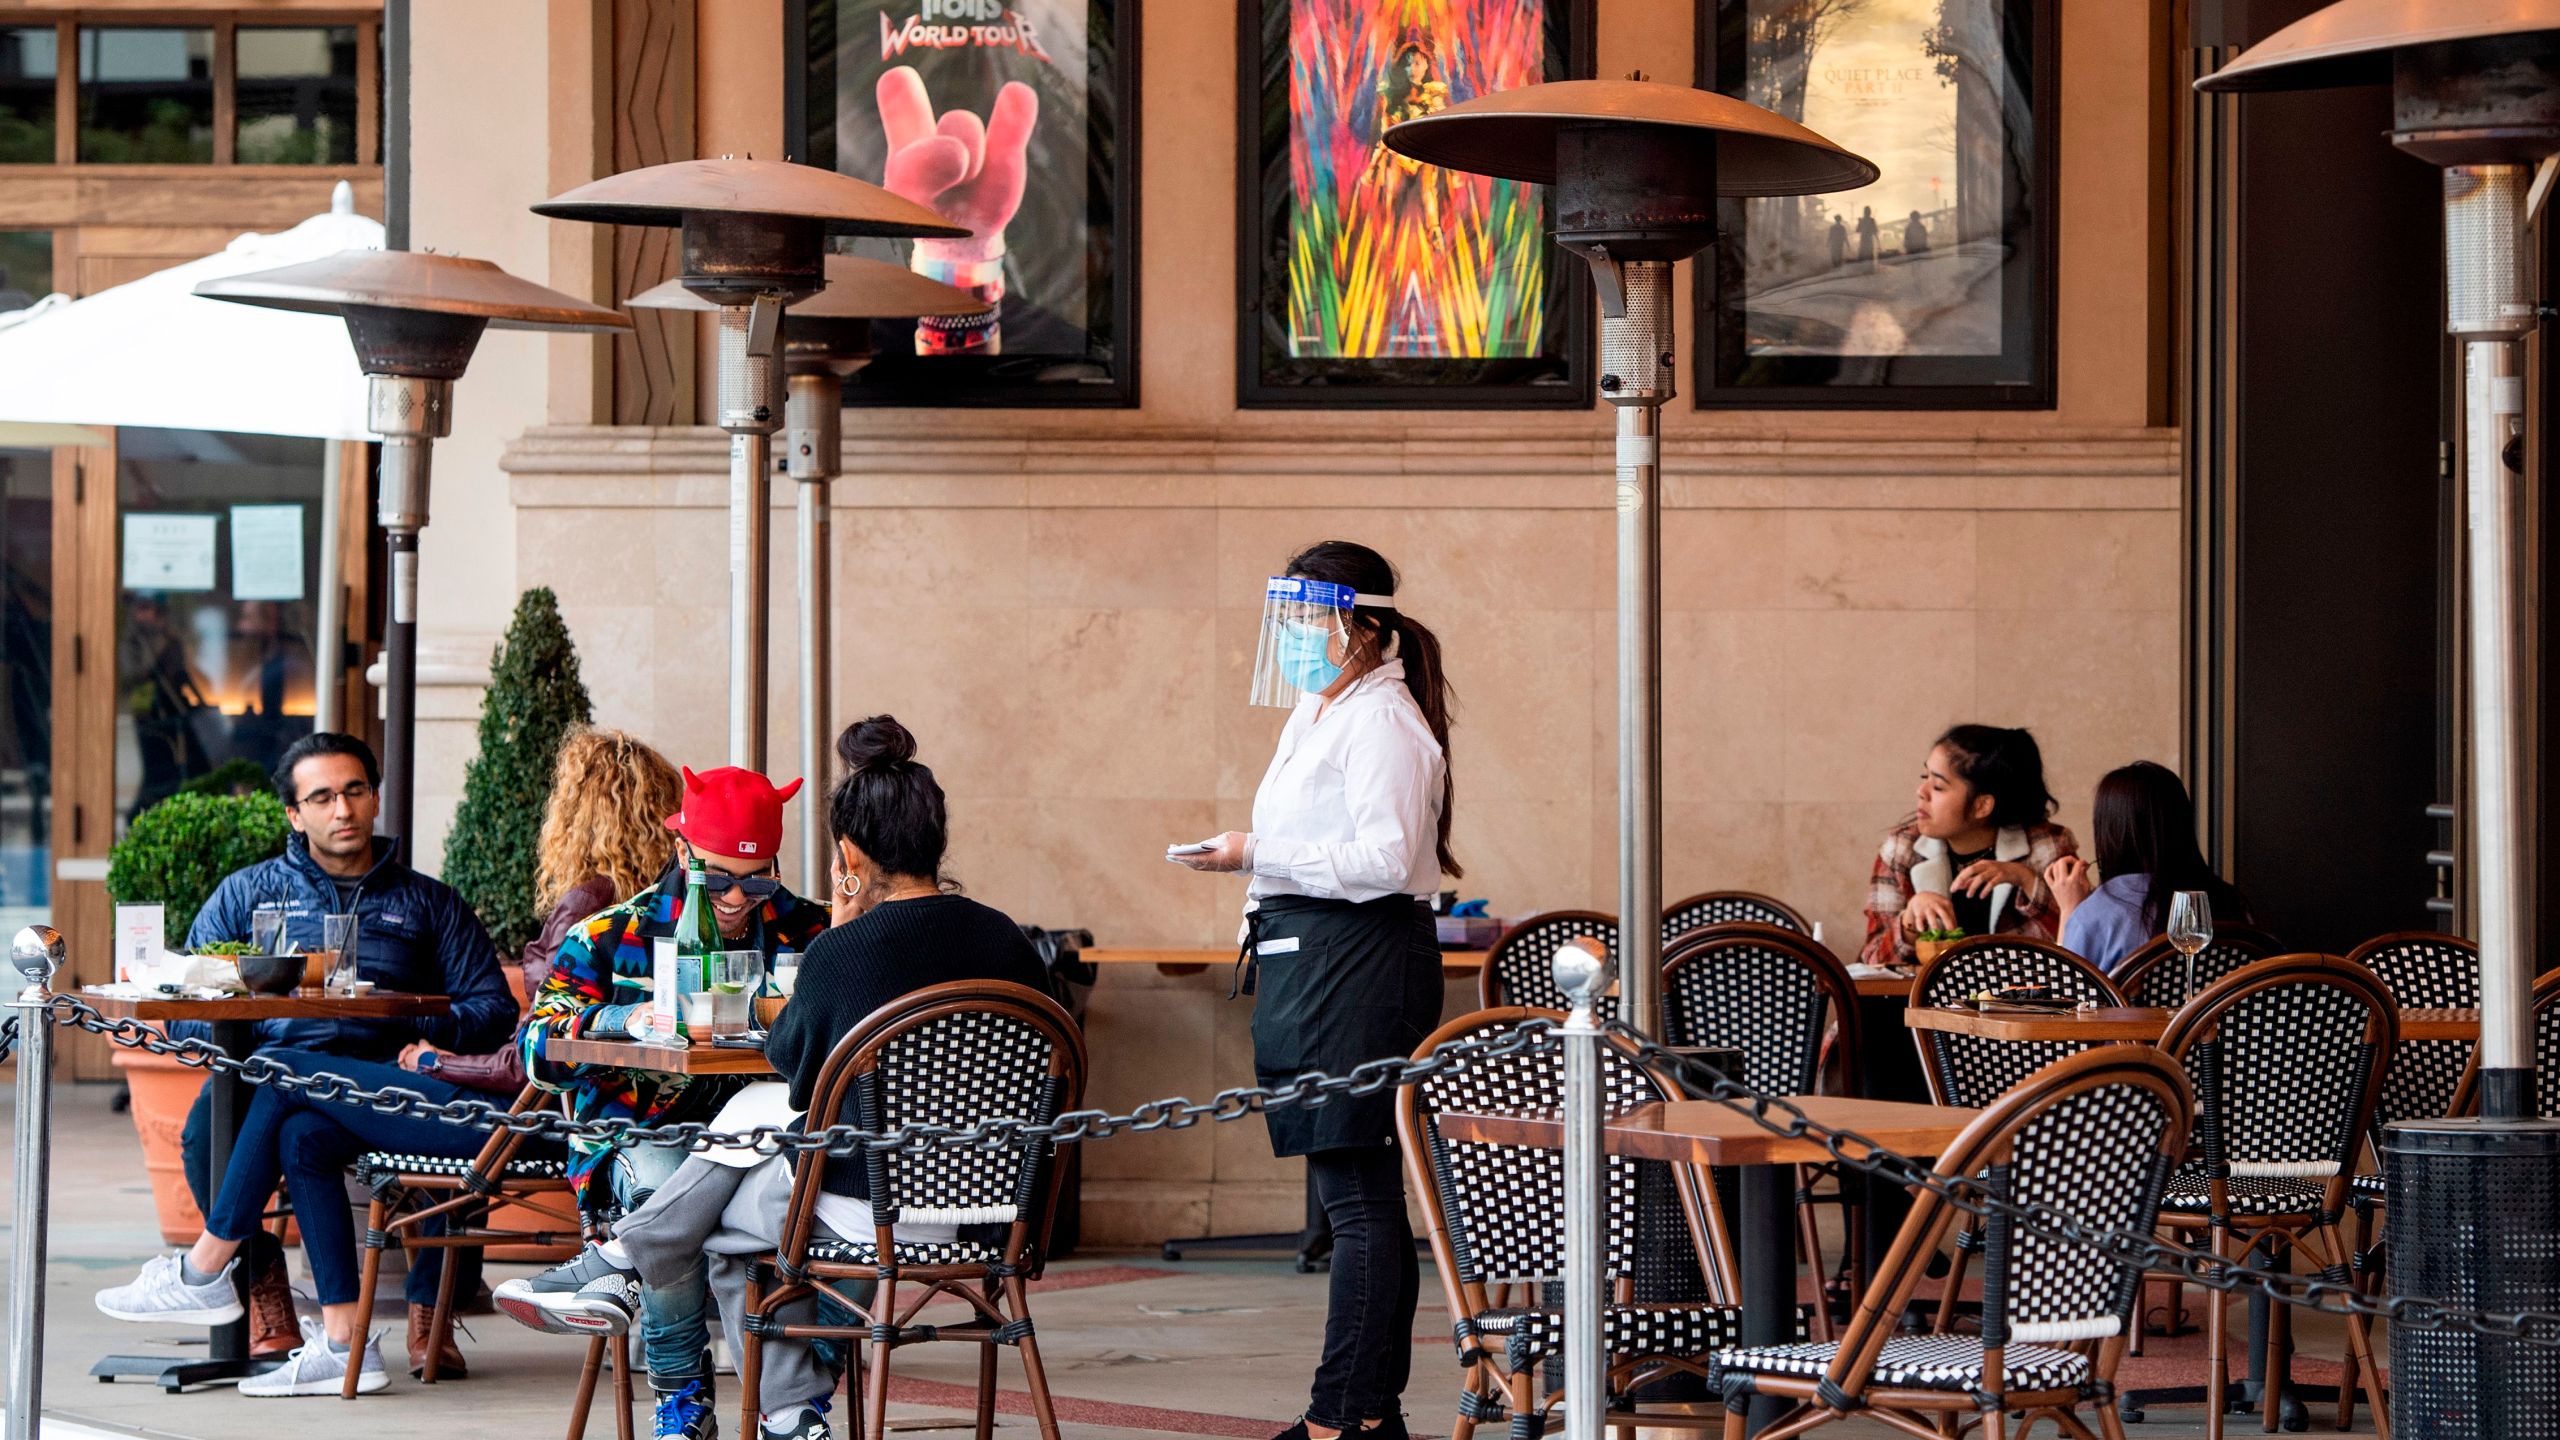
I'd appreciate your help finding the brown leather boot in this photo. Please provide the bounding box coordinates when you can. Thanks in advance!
[246,1255,298,1358]
[407,1303,468,1380]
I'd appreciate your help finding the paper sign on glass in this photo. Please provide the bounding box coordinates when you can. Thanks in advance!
[229,504,305,601]
[122,513,218,592]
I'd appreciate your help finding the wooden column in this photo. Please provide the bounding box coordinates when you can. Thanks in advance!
[52,439,117,1081]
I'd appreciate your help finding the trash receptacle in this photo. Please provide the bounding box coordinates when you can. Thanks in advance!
[2384,1117,2560,1439]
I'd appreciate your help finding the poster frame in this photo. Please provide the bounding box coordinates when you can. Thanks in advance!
[1692,0,2058,411]
[1234,0,1596,410]
[785,0,1142,409]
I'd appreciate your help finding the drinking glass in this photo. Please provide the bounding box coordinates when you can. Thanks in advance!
[251,911,288,956]
[2167,890,2214,1003]
[769,949,798,999]
[323,913,362,994]
[709,950,762,1035]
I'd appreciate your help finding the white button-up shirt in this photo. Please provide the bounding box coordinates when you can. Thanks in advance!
[1246,657,1446,905]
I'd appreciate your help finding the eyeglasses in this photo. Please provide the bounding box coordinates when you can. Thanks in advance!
[293,782,375,812]
[698,871,782,901]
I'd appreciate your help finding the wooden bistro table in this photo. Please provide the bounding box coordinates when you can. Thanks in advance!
[1440,1096,1977,1435]
[82,988,450,1391]
[542,1033,779,1076]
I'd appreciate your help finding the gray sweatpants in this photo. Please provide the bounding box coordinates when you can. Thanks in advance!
[616,1154,868,1415]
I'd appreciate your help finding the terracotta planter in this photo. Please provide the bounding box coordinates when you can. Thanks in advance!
[115,1040,209,1246]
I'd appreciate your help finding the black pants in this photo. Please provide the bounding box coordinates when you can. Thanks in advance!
[1305,1143,1418,1428]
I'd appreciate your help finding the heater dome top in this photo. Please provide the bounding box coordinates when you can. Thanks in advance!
[1383,77,1876,197]
[535,157,968,240]
[2197,0,2560,93]
[193,249,631,332]
[626,253,989,320]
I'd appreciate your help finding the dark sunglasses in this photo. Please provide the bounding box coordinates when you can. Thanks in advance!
[696,870,782,901]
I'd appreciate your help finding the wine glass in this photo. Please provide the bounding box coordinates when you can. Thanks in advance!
[2167,890,2214,1003]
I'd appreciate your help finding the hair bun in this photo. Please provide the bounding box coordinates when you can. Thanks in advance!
[836,715,917,774]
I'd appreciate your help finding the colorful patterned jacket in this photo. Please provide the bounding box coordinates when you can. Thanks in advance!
[518,863,830,1205]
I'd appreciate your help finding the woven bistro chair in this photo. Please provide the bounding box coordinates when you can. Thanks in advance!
[1660,923,1863,1337]
[2330,933,2483,1427]
[1709,1045,2193,1440]
[1909,938,2126,1333]
[1661,891,1808,946]
[2147,955,2397,1440]
[2448,964,2560,1119]
[1479,911,1620,1014]
[2110,923,2283,1009]
[345,1086,610,1424]
[736,981,1085,1440]
[1398,1006,1743,1440]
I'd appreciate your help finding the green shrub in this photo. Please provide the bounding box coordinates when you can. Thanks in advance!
[441,588,593,956]
[179,758,273,799]
[107,791,291,942]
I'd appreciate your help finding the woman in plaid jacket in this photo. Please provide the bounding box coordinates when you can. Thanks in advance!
[1859,724,2078,968]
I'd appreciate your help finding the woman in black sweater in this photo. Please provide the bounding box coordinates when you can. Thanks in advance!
[496,716,1046,1440]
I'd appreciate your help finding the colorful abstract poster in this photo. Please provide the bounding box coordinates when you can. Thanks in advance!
[1698,0,2053,408]
[1242,0,1591,406]
[794,0,1135,407]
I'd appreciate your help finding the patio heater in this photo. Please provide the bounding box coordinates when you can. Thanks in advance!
[535,159,965,772]
[1386,79,1872,1440]
[1384,80,1872,1038]
[194,252,630,843]
[2201,8,2560,1437]
[629,254,986,889]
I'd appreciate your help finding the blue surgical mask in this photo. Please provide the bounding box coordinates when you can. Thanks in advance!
[1278,619,1344,694]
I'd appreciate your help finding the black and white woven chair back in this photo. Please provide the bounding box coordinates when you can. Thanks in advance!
[856,1007,1062,1230]
[1662,892,1805,945]
[2168,961,2387,1186]
[1984,1069,2182,1351]
[2121,931,2274,1009]
[2350,933,2478,1133]
[1914,939,2122,1109]
[1660,929,1832,1094]
[1482,911,1620,1016]
[1413,1014,1657,1286]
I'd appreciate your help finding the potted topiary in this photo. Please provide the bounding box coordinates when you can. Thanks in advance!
[442,587,593,960]
[106,787,290,1242]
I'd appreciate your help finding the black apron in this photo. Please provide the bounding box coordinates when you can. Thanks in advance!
[1239,891,1444,1157]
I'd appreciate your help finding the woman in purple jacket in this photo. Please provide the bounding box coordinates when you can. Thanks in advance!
[2045,761,2250,972]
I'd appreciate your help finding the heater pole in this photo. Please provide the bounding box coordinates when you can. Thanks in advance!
[718,303,782,773]
[1599,255,1674,1037]
[369,374,447,845]
[2444,164,2537,1116]
[786,369,840,893]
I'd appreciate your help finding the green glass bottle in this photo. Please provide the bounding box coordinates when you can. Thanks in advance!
[672,860,716,1038]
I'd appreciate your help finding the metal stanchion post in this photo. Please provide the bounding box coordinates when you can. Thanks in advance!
[7,926,64,1440]
[1553,935,1616,1440]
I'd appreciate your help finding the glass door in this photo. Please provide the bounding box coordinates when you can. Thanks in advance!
[0,445,48,936]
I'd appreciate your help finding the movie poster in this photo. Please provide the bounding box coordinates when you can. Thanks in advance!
[797,0,1132,406]
[1700,0,2052,407]
[1242,0,1590,406]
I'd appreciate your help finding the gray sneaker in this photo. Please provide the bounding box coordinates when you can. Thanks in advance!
[493,1244,641,1335]
[239,1318,390,1397]
[95,1252,244,1326]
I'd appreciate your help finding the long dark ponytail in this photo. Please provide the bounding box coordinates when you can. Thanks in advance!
[1285,540,1462,879]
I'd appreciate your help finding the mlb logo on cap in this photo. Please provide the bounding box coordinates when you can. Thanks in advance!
[665,766,801,862]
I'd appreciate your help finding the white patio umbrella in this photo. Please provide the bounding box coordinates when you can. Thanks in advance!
[0,181,384,727]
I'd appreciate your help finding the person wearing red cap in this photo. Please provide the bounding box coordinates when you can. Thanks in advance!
[517,762,832,1440]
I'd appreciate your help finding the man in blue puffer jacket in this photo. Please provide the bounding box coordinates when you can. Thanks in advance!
[175,732,517,1359]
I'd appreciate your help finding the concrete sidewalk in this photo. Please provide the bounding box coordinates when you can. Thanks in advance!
[0,1081,2356,1440]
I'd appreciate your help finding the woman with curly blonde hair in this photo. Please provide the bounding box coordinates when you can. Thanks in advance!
[408,727,682,1087]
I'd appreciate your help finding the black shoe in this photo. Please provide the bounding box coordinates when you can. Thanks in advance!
[492,1244,641,1336]
[1360,1417,1409,1440]
[653,1377,719,1440]
[758,1397,832,1440]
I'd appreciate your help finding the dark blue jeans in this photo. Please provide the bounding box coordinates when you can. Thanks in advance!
[1305,1143,1418,1427]
[183,1049,494,1307]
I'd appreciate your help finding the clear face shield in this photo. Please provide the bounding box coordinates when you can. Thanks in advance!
[1249,576,1394,708]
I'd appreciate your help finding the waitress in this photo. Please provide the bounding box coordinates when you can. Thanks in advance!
[1172,540,1458,1440]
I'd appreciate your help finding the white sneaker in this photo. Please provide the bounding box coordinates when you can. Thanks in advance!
[239,1318,389,1397]
[95,1253,243,1326]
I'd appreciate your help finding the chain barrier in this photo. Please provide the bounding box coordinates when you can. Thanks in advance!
[35,993,2560,1351]
[1607,1023,2560,1352]
[41,994,1550,1157]
[0,1016,16,1069]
